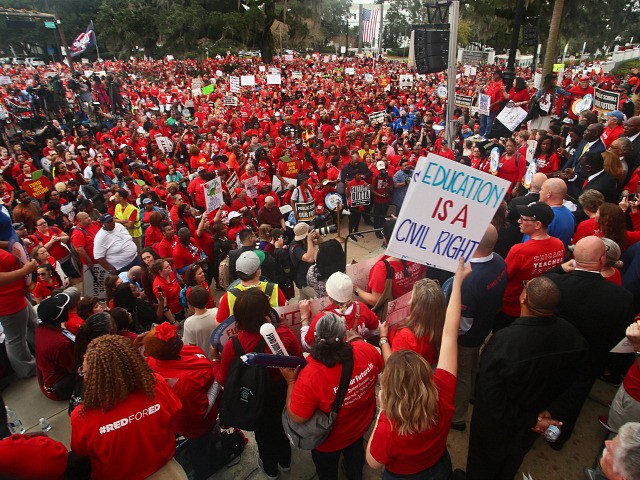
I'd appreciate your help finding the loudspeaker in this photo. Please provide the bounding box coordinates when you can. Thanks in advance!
[414,24,450,74]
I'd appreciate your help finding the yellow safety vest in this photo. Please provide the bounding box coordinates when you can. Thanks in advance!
[115,203,142,238]
[226,281,279,315]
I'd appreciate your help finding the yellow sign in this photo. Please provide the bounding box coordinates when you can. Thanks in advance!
[553,63,565,72]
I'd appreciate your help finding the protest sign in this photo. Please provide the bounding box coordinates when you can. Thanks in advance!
[258,65,266,72]
[0,76,11,85]
[269,67,280,75]
[364,73,374,83]
[345,67,355,75]
[243,176,259,199]
[192,78,202,89]
[463,66,471,76]
[399,74,414,89]
[191,88,202,97]
[266,74,282,85]
[284,54,294,61]
[21,172,51,199]
[470,67,477,76]
[203,177,224,212]
[223,95,237,106]
[83,264,108,301]
[455,95,473,108]
[478,93,491,116]
[61,202,75,222]
[368,111,387,125]
[272,175,296,193]
[533,72,542,89]
[350,184,371,206]
[323,55,330,63]
[496,104,528,131]
[155,136,174,154]
[386,291,412,327]
[385,153,510,272]
[201,84,214,95]
[292,71,302,79]
[552,63,564,72]
[461,50,484,65]
[240,75,255,86]
[229,76,240,93]
[295,201,316,222]
[345,256,381,291]
[226,171,239,195]
[594,88,620,113]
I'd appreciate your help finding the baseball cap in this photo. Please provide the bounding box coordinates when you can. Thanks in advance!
[227,211,242,220]
[12,222,26,230]
[376,160,386,170]
[516,202,554,227]
[98,213,114,223]
[38,293,72,325]
[142,198,153,204]
[579,75,590,81]
[607,110,625,122]
[236,251,261,276]
[325,272,353,303]
[293,222,310,241]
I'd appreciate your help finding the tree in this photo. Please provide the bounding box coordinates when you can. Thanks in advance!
[542,0,564,75]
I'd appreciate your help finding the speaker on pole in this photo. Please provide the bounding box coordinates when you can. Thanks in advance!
[413,24,450,74]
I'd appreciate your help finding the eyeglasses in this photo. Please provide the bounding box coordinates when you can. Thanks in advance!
[36,222,47,227]
[519,216,536,222]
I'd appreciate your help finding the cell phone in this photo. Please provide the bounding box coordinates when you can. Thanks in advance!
[627,193,637,202]
[157,286,163,293]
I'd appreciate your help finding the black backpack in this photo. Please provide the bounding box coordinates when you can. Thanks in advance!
[219,336,269,431]
[273,247,295,288]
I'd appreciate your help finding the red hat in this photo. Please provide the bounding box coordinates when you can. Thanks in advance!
[462,124,469,129]
[579,75,590,81]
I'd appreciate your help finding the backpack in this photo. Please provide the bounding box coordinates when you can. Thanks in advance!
[179,285,189,309]
[272,247,295,288]
[219,336,269,431]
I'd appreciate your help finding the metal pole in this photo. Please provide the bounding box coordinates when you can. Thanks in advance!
[55,15,74,72]
[378,1,385,55]
[92,21,101,61]
[358,4,363,54]
[503,0,525,91]
[445,0,459,148]
[346,16,349,57]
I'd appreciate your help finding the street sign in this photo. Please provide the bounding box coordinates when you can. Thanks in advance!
[44,21,56,29]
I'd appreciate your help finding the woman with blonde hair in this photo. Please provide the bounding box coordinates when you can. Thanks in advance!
[366,259,471,479]
[378,278,446,364]
[601,151,625,184]
[70,335,185,479]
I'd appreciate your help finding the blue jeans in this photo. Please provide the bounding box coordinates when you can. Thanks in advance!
[382,450,452,480]
[479,113,496,137]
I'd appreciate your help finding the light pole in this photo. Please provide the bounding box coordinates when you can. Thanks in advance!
[503,0,525,91]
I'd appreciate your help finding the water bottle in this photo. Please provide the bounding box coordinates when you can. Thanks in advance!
[39,417,52,433]
[544,424,561,442]
[6,406,25,434]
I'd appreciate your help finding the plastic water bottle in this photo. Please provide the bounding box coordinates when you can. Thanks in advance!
[39,417,52,433]
[6,406,25,434]
[544,424,561,442]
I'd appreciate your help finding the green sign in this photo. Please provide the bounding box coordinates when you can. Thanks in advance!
[201,84,214,95]
[44,21,56,29]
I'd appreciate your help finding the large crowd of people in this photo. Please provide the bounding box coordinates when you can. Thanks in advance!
[0,51,639,480]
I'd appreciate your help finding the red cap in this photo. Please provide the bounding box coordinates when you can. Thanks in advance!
[579,76,590,81]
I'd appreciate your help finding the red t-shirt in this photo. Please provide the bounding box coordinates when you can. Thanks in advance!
[172,239,201,271]
[304,302,379,347]
[497,152,526,191]
[368,369,456,474]
[623,356,640,402]
[70,376,181,480]
[70,222,102,264]
[0,249,27,315]
[601,124,624,148]
[35,326,74,400]
[0,434,68,480]
[33,226,69,262]
[388,327,437,365]
[368,258,427,299]
[146,345,219,439]
[535,153,561,174]
[153,273,183,314]
[156,236,177,259]
[289,341,383,452]
[572,217,597,244]
[502,237,565,317]
[33,278,61,302]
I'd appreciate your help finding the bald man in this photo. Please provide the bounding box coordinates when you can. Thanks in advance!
[507,172,547,225]
[544,236,634,449]
[257,195,286,229]
[447,224,508,430]
[531,178,575,247]
[70,211,101,266]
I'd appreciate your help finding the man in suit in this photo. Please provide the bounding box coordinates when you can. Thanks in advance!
[464,276,590,480]
[544,236,634,449]
[563,123,606,198]
[507,172,547,224]
[622,115,640,186]
[579,151,620,203]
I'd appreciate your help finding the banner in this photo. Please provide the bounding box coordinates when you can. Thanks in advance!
[594,88,620,113]
[350,184,371,206]
[368,111,387,125]
[83,264,108,300]
[203,177,224,212]
[243,176,259,199]
[229,76,241,93]
[455,95,474,108]
[155,136,174,154]
[70,22,96,57]
[478,93,491,116]
[385,153,510,272]
[496,104,528,131]
[284,54,294,61]
[399,74,414,89]
[226,171,239,195]
[295,201,316,222]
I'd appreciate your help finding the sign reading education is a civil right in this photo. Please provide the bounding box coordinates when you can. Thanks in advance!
[385,153,511,272]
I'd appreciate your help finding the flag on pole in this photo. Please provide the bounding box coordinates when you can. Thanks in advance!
[70,22,96,57]
[361,8,379,44]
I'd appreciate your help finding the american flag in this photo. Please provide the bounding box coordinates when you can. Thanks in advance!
[361,8,379,44]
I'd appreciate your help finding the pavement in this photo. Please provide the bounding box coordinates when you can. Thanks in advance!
[2,224,617,480]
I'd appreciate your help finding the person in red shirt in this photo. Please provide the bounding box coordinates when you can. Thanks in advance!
[214,288,301,480]
[70,212,102,266]
[32,263,62,304]
[497,138,527,196]
[187,169,209,210]
[70,335,184,480]
[533,135,561,175]
[601,110,625,148]
[173,227,204,275]
[567,76,595,121]
[144,322,222,480]
[478,70,505,138]
[34,293,76,401]
[156,223,177,260]
[281,313,383,480]
[505,77,531,111]
[367,260,470,478]
[151,259,185,322]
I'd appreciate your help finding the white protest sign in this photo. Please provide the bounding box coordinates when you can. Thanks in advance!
[229,76,240,93]
[284,54,294,61]
[478,93,491,116]
[269,67,280,75]
[331,54,337,61]
[240,75,256,86]
[525,140,538,164]
[345,256,382,291]
[191,88,202,97]
[345,67,355,75]
[203,177,224,212]
[216,69,224,77]
[496,104,528,131]
[470,67,477,76]
[350,184,371,206]
[295,201,316,222]
[533,72,542,89]
[223,95,237,106]
[83,70,94,78]
[368,111,387,125]
[266,74,282,85]
[83,264,108,301]
[272,175,296,193]
[385,153,510,272]
[364,73,374,83]
[292,71,302,79]
[61,202,75,222]
[611,337,635,353]
[155,136,174,154]
[323,55,330,63]
[463,66,471,76]
[399,74,414,89]
[192,78,203,89]
[259,65,266,72]
[243,175,259,199]
[166,55,175,61]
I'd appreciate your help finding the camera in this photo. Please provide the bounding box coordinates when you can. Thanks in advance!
[313,224,337,236]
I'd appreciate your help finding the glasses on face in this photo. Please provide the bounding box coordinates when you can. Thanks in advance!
[36,222,47,227]
[519,216,536,223]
